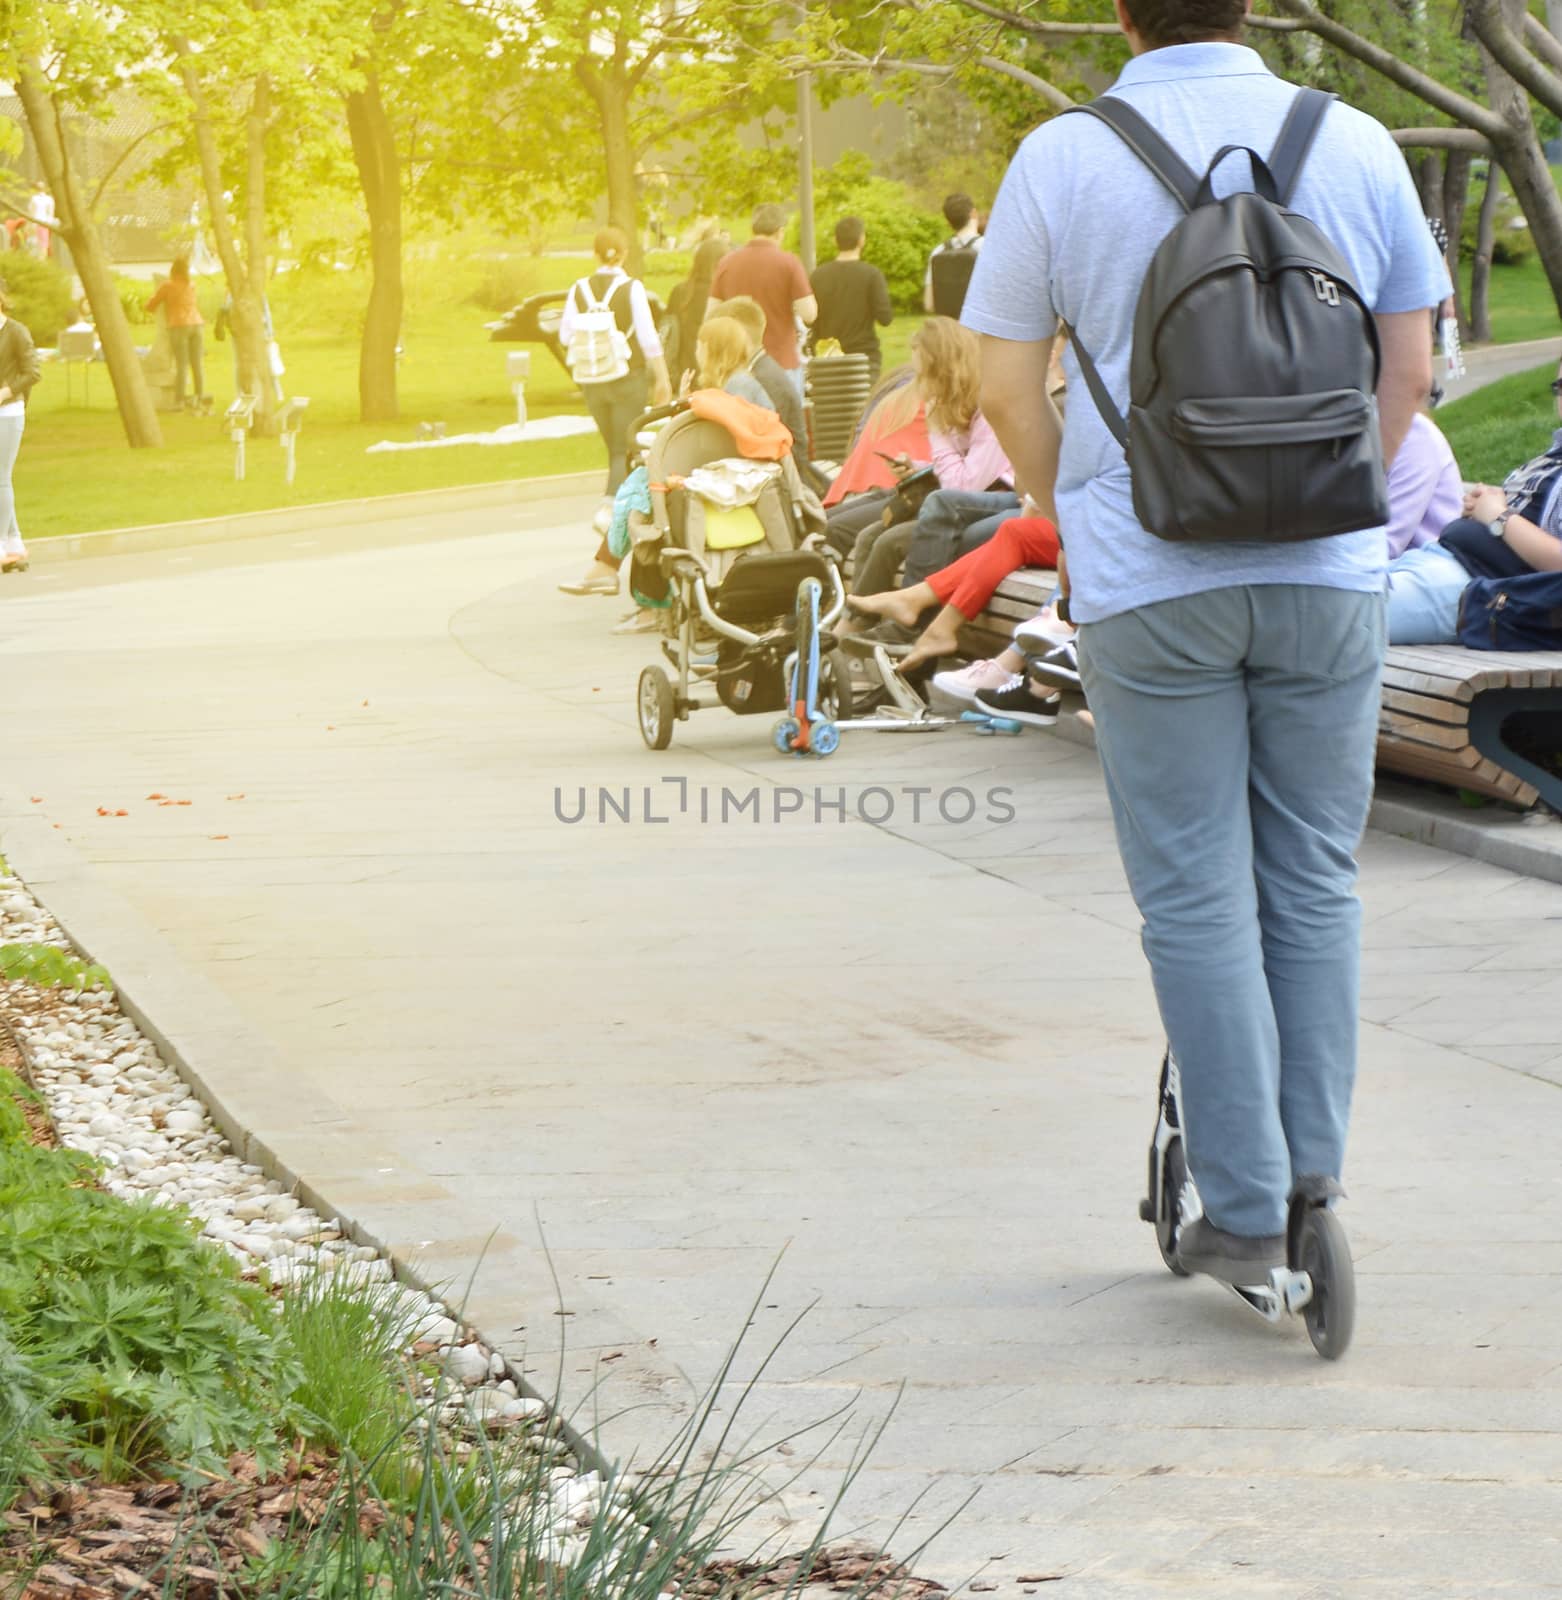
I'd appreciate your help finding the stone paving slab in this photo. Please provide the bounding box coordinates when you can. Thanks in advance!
[2,498,1561,1592]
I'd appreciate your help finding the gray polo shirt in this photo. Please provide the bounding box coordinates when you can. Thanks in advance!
[962,43,1449,624]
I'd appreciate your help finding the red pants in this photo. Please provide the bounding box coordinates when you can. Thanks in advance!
[926,517,1059,618]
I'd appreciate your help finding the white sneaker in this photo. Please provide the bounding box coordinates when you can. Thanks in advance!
[930,658,1016,707]
[1013,604,1074,655]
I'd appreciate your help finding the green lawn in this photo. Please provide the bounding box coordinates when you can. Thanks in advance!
[15,251,691,540]
[20,238,1554,542]
[1435,358,1555,485]
[1458,253,1562,346]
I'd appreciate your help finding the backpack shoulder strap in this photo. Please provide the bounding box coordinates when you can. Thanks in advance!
[1064,97,1200,213]
[1267,88,1336,206]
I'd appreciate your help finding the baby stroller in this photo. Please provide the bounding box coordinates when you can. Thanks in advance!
[628,401,853,753]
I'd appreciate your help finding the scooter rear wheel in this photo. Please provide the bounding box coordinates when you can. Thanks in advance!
[1299,1207,1355,1360]
[1155,1137,1191,1278]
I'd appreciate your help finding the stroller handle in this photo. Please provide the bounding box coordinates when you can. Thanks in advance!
[632,401,689,432]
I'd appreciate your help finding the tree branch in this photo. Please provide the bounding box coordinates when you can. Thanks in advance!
[1269,0,1501,137]
[1392,127,1494,152]
[87,121,178,216]
[1467,0,1562,119]
[1524,10,1562,77]
[951,0,1308,36]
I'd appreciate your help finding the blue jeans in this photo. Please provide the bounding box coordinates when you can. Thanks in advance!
[902,489,1020,589]
[1386,537,1471,645]
[0,411,22,552]
[1078,585,1386,1237]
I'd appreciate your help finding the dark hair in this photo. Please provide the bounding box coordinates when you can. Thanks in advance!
[943,193,975,232]
[170,255,191,282]
[593,227,629,266]
[690,236,729,285]
[1119,0,1246,47]
[834,216,865,252]
[752,203,786,237]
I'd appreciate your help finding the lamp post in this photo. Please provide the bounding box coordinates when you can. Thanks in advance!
[797,69,817,271]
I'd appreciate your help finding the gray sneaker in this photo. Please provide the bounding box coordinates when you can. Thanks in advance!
[1175,1216,1286,1286]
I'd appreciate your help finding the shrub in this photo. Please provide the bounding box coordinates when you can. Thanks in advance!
[0,252,75,345]
[794,153,946,312]
[0,1069,300,1490]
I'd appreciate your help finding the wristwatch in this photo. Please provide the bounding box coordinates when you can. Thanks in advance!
[1488,508,1514,539]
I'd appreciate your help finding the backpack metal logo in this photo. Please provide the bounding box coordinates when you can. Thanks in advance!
[1309,272,1341,306]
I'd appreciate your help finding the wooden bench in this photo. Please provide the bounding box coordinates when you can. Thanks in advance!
[958,569,1562,815]
[1377,647,1562,812]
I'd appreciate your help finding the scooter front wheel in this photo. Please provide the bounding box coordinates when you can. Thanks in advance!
[1298,1206,1355,1360]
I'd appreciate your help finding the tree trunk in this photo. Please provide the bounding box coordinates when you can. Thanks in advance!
[1441,150,1473,330]
[1416,152,1445,220]
[15,64,162,448]
[600,78,642,273]
[175,43,275,436]
[1481,17,1562,320]
[346,66,402,423]
[1470,161,1501,342]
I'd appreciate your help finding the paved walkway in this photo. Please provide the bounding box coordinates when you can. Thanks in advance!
[4,498,1561,1595]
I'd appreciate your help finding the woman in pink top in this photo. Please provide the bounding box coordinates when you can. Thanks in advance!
[145,257,208,411]
[846,318,1018,600]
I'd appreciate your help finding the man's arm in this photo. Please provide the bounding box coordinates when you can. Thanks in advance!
[979,333,1061,522]
[873,269,893,328]
[1464,483,1562,572]
[794,293,818,327]
[1374,309,1434,468]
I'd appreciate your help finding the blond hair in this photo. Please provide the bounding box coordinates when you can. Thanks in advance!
[911,316,982,436]
[708,296,765,352]
[696,317,753,390]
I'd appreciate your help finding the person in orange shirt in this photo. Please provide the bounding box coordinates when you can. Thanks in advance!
[145,257,208,411]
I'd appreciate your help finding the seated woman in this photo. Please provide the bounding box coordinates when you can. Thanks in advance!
[845,317,1015,607]
[845,513,1060,671]
[822,365,929,510]
[1388,376,1560,644]
[695,317,776,409]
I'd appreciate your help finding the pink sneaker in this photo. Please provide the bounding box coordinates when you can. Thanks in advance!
[930,658,1015,707]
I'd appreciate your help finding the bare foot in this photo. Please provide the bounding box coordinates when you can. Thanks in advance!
[897,620,964,673]
[847,589,924,629]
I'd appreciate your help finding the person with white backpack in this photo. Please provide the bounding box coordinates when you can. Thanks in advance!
[558,228,672,597]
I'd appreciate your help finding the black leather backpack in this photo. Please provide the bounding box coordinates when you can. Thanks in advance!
[1068,89,1388,544]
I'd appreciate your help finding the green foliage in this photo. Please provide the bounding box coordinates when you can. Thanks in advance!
[0,944,112,993]
[802,153,945,311]
[1437,360,1555,486]
[277,1272,416,1472]
[0,1068,300,1491]
[0,253,75,346]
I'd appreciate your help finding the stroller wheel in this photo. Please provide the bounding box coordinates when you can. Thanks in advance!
[819,649,854,722]
[638,666,676,751]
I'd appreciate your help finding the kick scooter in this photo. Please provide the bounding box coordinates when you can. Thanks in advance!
[1139,1050,1356,1360]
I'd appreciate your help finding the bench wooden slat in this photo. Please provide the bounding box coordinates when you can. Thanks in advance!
[1381,665,1476,702]
[1378,709,1478,749]
[1380,687,1472,725]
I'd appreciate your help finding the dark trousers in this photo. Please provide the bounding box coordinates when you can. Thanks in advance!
[170,324,206,404]
[901,489,1021,590]
[582,368,650,497]
[825,488,898,559]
